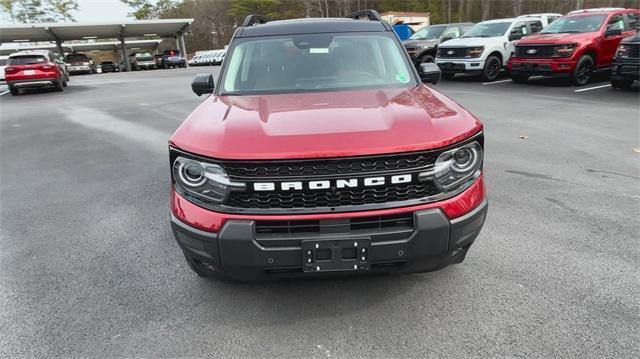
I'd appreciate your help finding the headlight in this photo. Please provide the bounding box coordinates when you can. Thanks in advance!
[552,44,576,58]
[466,47,484,58]
[616,44,631,58]
[172,156,245,204]
[419,142,483,192]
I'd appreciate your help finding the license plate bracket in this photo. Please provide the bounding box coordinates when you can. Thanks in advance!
[302,238,370,273]
[23,70,36,75]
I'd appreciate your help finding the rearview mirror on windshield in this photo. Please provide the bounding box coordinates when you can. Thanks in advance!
[191,73,215,96]
[419,63,441,85]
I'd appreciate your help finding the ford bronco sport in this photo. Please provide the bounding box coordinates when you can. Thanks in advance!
[169,11,488,281]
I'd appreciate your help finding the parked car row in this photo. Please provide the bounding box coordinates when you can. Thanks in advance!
[189,50,226,66]
[405,8,639,88]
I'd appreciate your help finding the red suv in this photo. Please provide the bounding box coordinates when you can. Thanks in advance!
[5,50,68,95]
[508,8,640,85]
[169,11,487,281]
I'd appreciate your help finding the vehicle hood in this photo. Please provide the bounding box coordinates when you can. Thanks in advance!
[170,86,482,160]
[403,39,440,48]
[516,32,598,44]
[621,33,640,44]
[438,37,499,48]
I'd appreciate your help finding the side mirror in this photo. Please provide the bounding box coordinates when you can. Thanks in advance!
[605,27,622,37]
[191,73,215,96]
[509,33,523,41]
[419,62,441,85]
[441,36,453,42]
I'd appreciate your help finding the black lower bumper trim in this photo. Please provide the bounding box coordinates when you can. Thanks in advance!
[172,200,488,281]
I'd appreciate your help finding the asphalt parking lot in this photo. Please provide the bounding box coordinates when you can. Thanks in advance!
[1,68,638,358]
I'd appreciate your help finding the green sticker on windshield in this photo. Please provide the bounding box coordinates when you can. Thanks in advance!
[396,73,409,82]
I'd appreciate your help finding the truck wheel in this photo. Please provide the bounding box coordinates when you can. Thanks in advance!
[419,54,435,64]
[511,75,529,84]
[482,55,501,81]
[442,73,455,80]
[611,77,634,90]
[572,55,594,86]
[8,85,19,96]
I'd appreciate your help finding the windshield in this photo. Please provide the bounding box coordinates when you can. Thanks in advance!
[66,54,90,62]
[135,53,153,60]
[463,22,511,37]
[540,15,606,34]
[221,33,414,95]
[409,26,446,40]
[8,55,46,65]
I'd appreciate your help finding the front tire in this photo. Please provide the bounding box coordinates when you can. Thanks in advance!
[419,54,435,64]
[482,55,502,81]
[572,55,594,86]
[611,77,634,90]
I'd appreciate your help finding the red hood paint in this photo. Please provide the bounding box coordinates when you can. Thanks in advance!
[170,85,482,160]
[516,32,600,45]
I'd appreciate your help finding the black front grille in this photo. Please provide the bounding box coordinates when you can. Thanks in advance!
[620,43,640,59]
[515,45,555,58]
[228,182,437,209]
[223,151,438,178]
[255,213,414,247]
[438,47,467,58]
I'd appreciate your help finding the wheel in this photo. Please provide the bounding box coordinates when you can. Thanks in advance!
[511,75,529,84]
[55,77,64,92]
[482,55,502,81]
[419,54,435,64]
[8,85,19,96]
[62,78,68,87]
[163,63,168,69]
[572,55,594,86]
[442,73,456,80]
[611,77,634,90]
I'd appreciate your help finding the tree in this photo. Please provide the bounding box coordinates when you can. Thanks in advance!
[2,0,79,23]
[48,0,78,21]
[121,0,155,19]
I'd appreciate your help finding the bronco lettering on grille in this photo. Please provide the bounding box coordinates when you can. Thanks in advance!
[253,174,413,191]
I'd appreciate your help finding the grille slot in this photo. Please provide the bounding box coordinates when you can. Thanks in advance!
[255,213,415,247]
[622,43,639,58]
[229,182,438,209]
[515,45,555,58]
[223,152,438,179]
[437,47,468,58]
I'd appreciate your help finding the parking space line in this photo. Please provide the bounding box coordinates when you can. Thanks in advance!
[482,79,512,85]
[574,84,611,93]
[0,90,9,96]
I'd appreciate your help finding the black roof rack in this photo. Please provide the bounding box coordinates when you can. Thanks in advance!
[241,14,269,27]
[348,10,383,22]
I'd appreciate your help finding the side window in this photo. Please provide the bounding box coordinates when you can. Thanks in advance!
[509,21,528,40]
[442,26,461,40]
[625,12,639,30]
[547,16,560,24]
[529,21,544,34]
[607,15,624,31]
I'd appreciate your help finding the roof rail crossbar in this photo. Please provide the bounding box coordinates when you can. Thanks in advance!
[241,14,269,27]
[348,10,383,22]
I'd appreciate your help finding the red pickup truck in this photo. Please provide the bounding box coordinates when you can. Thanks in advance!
[508,8,639,85]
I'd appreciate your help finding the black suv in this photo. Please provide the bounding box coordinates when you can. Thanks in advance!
[403,22,474,66]
[611,33,639,90]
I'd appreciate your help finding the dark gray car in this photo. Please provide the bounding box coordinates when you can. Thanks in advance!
[403,22,474,66]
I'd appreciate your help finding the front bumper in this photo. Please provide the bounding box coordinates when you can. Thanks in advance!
[436,59,485,75]
[68,66,91,73]
[508,58,577,76]
[611,59,640,81]
[171,182,488,281]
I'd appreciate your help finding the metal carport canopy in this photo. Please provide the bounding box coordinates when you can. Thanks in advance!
[0,39,163,56]
[0,19,194,43]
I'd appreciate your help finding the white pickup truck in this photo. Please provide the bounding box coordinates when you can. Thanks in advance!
[435,17,545,81]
